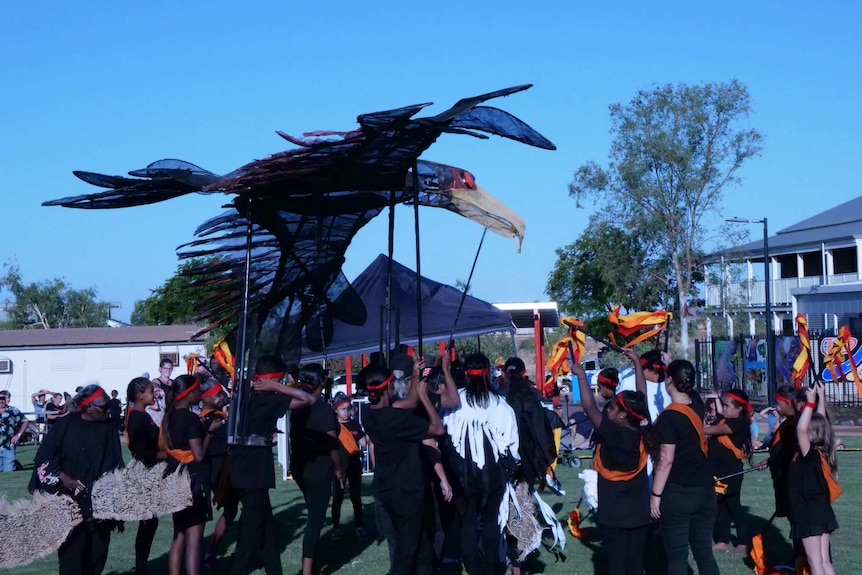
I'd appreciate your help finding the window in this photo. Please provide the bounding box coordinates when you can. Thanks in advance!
[159,352,179,367]
[0,357,11,374]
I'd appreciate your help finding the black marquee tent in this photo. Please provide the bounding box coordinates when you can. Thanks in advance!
[299,254,515,361]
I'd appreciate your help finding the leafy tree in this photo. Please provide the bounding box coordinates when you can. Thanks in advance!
[568,80,762,357]
[131,259,216,326]
[0,264,110,329]
[546,214,673,336]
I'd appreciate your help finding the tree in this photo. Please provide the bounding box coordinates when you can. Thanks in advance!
[131,259,217,326]
[0,264,110,329]
[546,214,673,336]
[568,80,762,357]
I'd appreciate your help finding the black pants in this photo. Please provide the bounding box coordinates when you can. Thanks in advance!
[376,486,435,575]
[134,517,158,575]
[58,521,112,575]
[714,476,747,544]
[601,524,649,575]
[659,484,719,575]
[232,488,281,575]
[296,472,332,559]
[332,458,363,529]
[456,487,506,575]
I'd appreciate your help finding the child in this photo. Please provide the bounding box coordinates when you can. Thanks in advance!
[704,388,752,554]
[198,379,236,569]
[330,392,367,539]
[162,375,219,575]
[789,382,839,575]
[572,347,653,575]
[126,377,163,575]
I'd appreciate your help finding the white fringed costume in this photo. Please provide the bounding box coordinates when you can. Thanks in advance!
[442,389,565,560]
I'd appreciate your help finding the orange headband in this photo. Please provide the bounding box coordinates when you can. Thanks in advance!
[175,379,200,402]
[598,373,618,388]
[616,392,645,421]
[201,384,224,398]
[79,387,106,408]
[366,373,394,391]
[254,371,286,382]
[725,392,751,412]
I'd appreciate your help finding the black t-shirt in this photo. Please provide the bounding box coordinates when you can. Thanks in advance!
[230,392,293,490]
[709,416,748,477]
[109,398,122,423]
[365,406,430,493]
[787,447,837,532]
[596,417,650,528]
[655,404,713,487]
[126,409,160,467]
[167,408,208,481]
[45,401,63,424]
[289,400,339,480]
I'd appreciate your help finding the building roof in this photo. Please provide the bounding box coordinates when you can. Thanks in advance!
[0,325,204,349]
[709,195,862,261]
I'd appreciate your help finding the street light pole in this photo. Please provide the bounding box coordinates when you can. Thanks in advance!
[727,217,775,405]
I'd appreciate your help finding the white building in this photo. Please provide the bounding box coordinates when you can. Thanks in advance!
[0,325,205,411]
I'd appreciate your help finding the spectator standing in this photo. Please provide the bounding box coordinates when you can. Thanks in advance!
[0,391,29,471]
[31,389,52,423]
[147,358,174,427]
[45,392,65,426]
[109,390,123,432]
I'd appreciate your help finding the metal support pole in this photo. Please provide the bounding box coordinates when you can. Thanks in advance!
[764,218,776,405]
[412,162,423,352]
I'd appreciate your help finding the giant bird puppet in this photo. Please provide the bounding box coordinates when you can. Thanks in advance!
[45,84,554,443]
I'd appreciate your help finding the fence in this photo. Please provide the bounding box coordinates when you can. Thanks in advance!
[694,331,862,407]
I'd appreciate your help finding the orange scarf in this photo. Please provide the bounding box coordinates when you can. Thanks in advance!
[158,426,195,464]
[594,441,647,482]
[791,450,841,503]
[338,423,361,456]
[715,418,745,460]
[819,452,841,502]
[662,403,707,455]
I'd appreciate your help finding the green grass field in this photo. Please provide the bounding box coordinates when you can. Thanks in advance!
[2,439,860,574]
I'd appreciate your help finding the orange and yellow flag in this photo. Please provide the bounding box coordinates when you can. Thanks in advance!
[607,306,672,347]
[545,317,586,390]
[791,314,811,388]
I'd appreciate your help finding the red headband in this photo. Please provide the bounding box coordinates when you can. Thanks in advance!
[597,373,618,388]
[334,399,351,408]
[640,358,664,371]
[366,373,395,391]
[776,394,793,405]
[725,392,751,412]
[465,368,490,376]
[175,379,200,402]
[254,371,286,382]
[79,387,106,408]
[616,392,645,421]
[201,384,224,398]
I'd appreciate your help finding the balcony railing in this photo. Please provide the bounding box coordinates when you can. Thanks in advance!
[704,273,861,308]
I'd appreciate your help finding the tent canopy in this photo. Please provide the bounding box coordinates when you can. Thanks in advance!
[299,254,514,361]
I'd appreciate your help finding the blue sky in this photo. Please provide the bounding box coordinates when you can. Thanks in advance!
[2,2,860,322]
